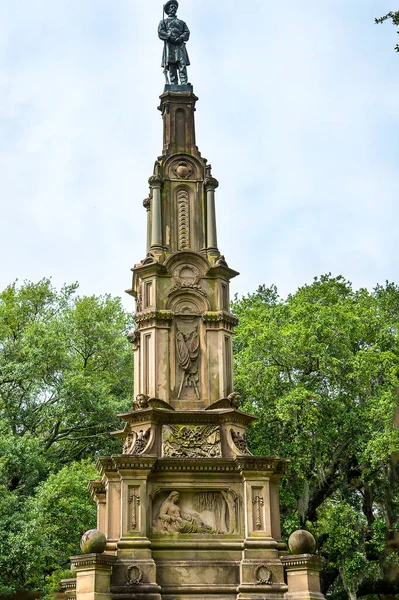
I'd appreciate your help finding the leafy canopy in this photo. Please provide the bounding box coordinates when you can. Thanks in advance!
[0,278,134,596]
[233,275,399,599]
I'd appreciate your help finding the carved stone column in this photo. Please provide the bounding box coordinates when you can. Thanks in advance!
[149,176,163,250]
[143,197,151,254]
[71,554,117,600]
[205,175,219,252]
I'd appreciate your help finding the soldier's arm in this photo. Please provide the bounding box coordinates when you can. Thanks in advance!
[181,21,190,42]
[158,20,169,41]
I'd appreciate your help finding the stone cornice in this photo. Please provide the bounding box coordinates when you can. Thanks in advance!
[235,455,290,475]
[96,453,288,476]
[155,458,238,472]
[61,578,76,591]
[96,456,118,475]
[202,311,239,326]
[281,555,324,570]
[135,309,174,324]
[88,480,105,499]
[70,554,117,569]
[111,455,158,471]
[117,407,256,428]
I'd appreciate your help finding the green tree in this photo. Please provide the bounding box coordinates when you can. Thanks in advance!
[376,11,399,52]
[233,276,399,600]
[0,278,134,482]
[0,460,97,597]
[0,279,134,595]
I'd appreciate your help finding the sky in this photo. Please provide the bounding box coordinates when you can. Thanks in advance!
[1,0,399,309]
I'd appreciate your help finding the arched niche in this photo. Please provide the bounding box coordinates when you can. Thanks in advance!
[164,250,210,280]
[166,289,210,315]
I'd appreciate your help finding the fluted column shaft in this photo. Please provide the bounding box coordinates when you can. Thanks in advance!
[205,176,219,251]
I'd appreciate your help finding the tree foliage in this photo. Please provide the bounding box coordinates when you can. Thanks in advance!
[376,11,399,53]
[233,275,399,600]
[0,279,134,596]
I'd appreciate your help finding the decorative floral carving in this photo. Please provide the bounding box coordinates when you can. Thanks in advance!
[253,494,264,530]
[123,428,151,455]
[231,429,251,455]
[163,424,221,458]
[256,565,272,585]
[128,493,141,530]
[126,564,143,585]
[176,325,200,399]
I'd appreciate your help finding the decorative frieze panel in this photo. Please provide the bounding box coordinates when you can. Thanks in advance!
[162,424,221,458]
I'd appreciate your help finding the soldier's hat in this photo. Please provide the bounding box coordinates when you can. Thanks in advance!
[164,0,179,13]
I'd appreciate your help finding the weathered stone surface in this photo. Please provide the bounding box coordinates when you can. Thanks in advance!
[80,530,107,555]
[288,530,316,555]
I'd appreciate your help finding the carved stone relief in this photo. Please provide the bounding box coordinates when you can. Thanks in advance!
[231,429,252,456]
[252,492,265,531]
[136,280,143,313]
[123,428,151,455]
[128,491,141,531]
[256,565,272,585]
[173,160,194,179]
[126,564,143,585]
[153,489,239,535]
[176,324,200,399]
[169,264,207,298]
[163,424,221,458]
[177,189,190,250]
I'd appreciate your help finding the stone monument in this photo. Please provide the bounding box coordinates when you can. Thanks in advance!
[67,4,326,600]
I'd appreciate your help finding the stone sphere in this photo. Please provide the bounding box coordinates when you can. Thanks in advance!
[288,530,316,555]
[80,529,107,554]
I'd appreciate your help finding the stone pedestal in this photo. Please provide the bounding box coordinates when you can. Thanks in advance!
[282,555,325,600]
[71,554,116,600]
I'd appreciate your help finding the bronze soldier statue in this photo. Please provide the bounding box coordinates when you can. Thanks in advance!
[158,0,190,85]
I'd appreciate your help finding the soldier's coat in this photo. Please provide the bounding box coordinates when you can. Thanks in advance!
[158,17,190,67]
